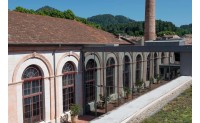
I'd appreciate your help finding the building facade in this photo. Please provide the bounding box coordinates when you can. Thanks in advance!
[8,11,175,123]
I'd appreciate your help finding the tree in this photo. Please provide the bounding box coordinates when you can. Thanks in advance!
[15,6,35,14]
[157,31,176,37]
[64,9,75,20]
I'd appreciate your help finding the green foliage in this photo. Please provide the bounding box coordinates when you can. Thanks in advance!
[123,87,131,95]
[15,6,36,14]
[69,104,81,116]
[176,24,192,36]
[99,94,111,103]
[63,9,75,20]
[13,6,192,36]
[88,14,192,36]
[88,14,134,27]
[135,80,144,92]
[155,74,161,84]
[141,87,192,123]
[135,80,144,88]
[36,6,59,12]
[13,6,101,29]
[156,20,177,34]
[97,94,111,109]
[157,31,176,37]
[76,17,101,29]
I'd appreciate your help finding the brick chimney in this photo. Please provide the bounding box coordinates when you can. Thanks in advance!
[144,0,156,41]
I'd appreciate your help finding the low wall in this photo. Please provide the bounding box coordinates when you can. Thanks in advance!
[91,76,192,123]
[125,77,192,123]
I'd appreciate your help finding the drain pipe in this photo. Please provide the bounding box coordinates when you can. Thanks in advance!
[53,50,57,123]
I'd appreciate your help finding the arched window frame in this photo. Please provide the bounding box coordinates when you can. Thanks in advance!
[62,62,76,112]
[106,57,115,96]
[146,54,151,81]
[123,55,130,88]
[85,59,97,103]
[22,65,44,123]
[136,55,142,81]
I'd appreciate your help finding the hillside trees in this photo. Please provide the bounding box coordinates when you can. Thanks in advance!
[14,6,101,29]
[13,6,191,36]
[88,14,192,36]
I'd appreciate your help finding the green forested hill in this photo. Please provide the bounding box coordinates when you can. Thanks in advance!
[36,6,59,12]
[88,14,135,27]
[87,14,192,36]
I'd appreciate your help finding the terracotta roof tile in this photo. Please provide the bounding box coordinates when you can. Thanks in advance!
[8,11,130,45]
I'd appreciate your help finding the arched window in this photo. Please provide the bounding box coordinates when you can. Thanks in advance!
[85,59,97,103]
[136,55,142,81]
[22,65,44,123]
[146,54,151,81]
[106,57,115,96]
[161,52,165,64]
[123,55,130,88]
[62,62,76,112]
[154,53,158,78]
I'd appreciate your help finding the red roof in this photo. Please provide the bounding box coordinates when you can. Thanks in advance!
[8,11,129,45]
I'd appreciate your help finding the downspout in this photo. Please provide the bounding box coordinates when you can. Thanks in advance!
[168,52,171,80]
[53,50,57,123]
[81,50,86,114]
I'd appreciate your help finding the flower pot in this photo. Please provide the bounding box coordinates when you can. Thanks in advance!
[126,93,131,99]
[71,115,78,123]
[137,88,141,93]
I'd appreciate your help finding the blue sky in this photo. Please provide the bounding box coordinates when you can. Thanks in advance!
[8,0,192,27]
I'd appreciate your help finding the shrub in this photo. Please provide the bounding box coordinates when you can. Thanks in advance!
[123,87,131,98]
[135,80,144,92]
[155,74,161,84]
[70,104,81,116]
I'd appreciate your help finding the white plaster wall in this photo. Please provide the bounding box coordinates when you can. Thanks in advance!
[56,54,82,116]
[8,51,81,122]
[14,57,51,122]
[8,53,29,83]
[16,83,23,123]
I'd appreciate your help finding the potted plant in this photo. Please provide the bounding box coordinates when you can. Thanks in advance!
[70,104,81,123]
[135,80,144,93]
[123,87,131,99]
[98,94,111,109]
[155,74,161,84]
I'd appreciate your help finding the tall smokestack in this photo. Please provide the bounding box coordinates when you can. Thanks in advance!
[144,0,156,41]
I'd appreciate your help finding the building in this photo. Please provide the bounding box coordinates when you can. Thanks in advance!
[8,11,175,123]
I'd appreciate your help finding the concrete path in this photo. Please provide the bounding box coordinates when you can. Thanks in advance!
[90,76,192,123]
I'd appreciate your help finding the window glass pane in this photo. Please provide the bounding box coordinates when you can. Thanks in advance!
[24,98,31,105]
[22,66,43,123]
[106,58,115,96]
[62,62,75,112]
